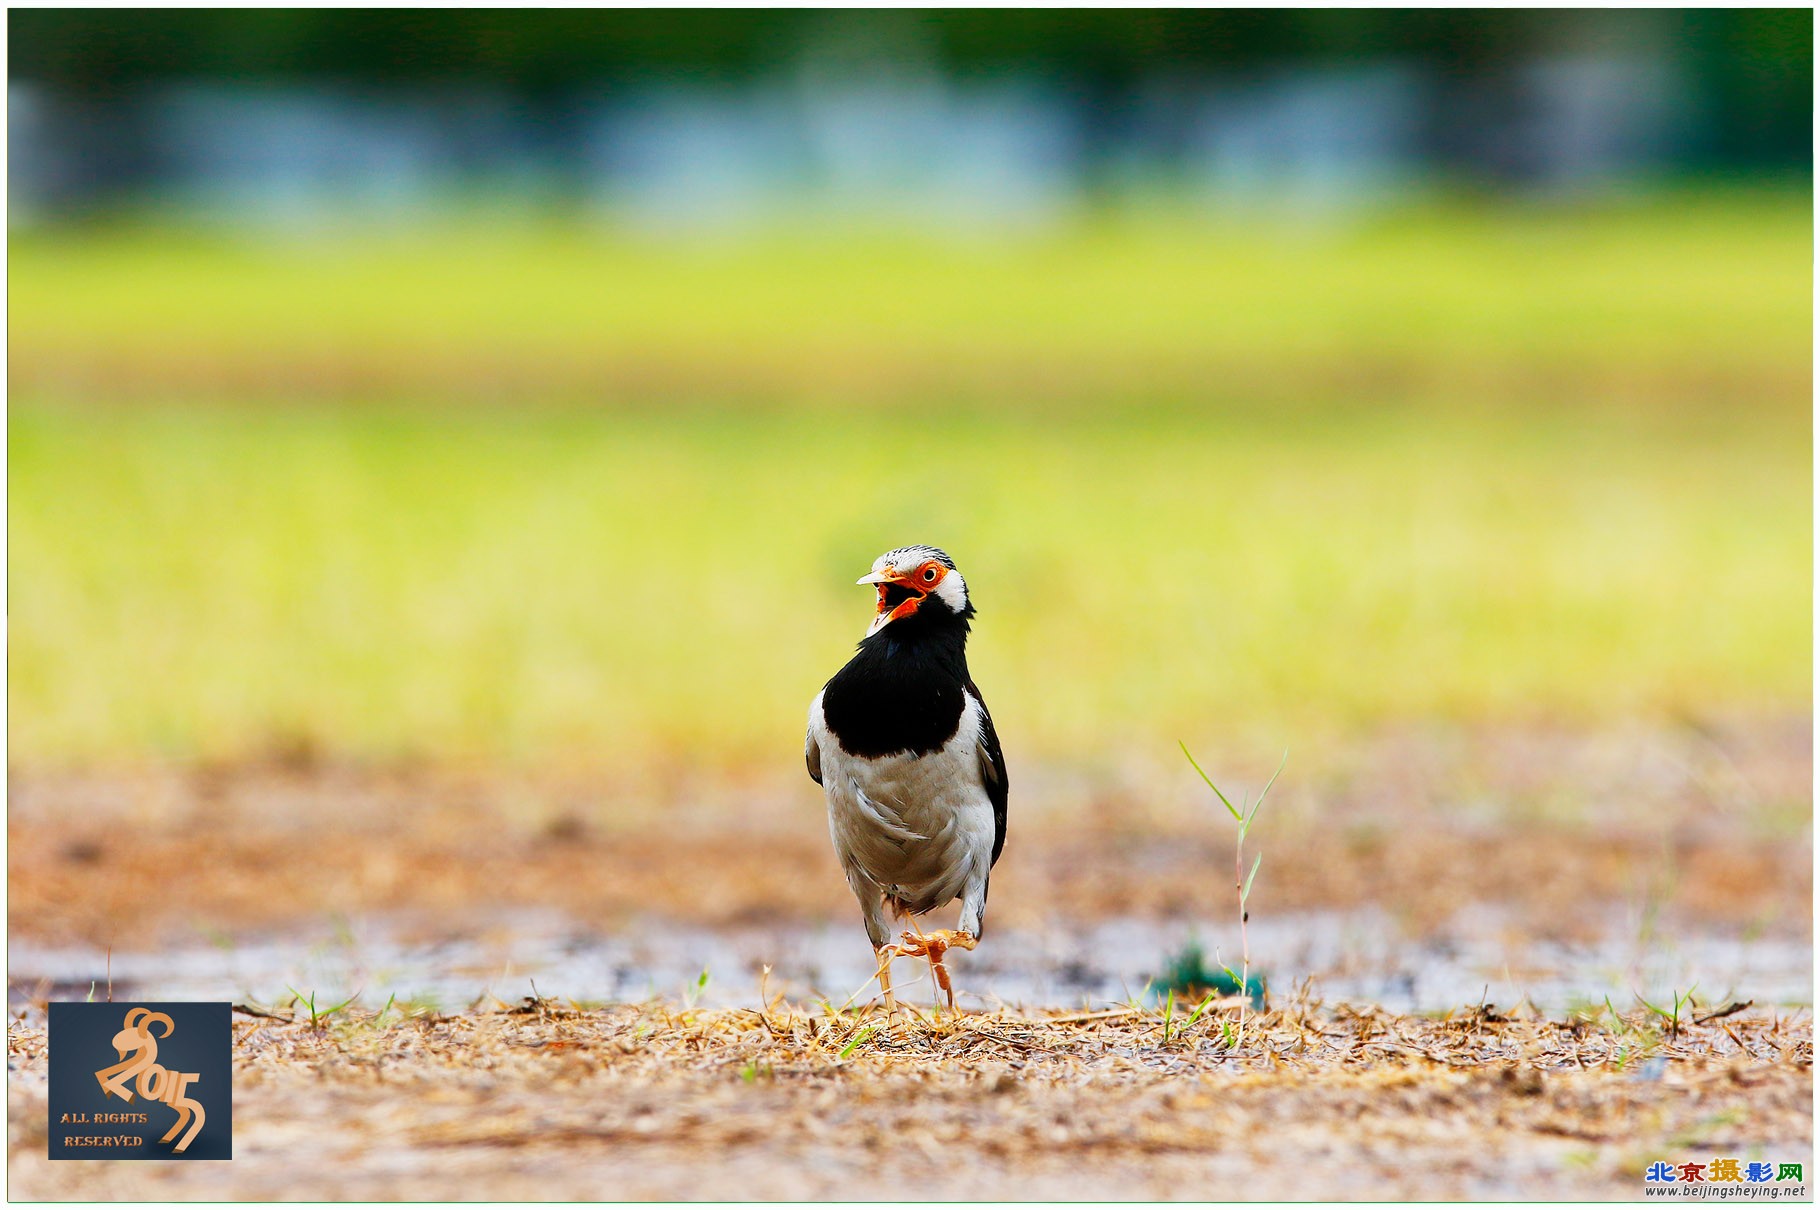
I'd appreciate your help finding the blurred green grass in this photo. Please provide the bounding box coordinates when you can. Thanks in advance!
[7,192,1811,770]
[9,190,1810,406]
[10,401,1808,770]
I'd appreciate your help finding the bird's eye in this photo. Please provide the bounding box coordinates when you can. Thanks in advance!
[922,566,939,583]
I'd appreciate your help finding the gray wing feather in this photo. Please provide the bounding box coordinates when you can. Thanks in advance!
[968,682,1009,867]
[805,729,823,785]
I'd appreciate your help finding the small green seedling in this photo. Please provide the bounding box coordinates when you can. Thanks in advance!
[1180,990,1224,1041]
[286,986,357,1031]
[683,967,711,1010]
[1181,743,1287,1049]
[1637,984,1698,1039]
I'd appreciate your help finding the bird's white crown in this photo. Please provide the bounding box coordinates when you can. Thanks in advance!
[867,545,970,620]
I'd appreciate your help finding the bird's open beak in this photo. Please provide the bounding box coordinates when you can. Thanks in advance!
[858,566,927,636]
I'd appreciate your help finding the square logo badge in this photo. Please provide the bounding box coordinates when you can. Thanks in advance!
[48,1002,232,1160]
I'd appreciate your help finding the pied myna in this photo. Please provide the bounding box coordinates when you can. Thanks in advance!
[804,545,1008,1015]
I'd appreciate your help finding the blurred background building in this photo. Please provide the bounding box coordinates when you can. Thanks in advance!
[9,9,1811,229]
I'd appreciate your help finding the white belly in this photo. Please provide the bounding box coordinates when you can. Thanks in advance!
[808,689,995,917]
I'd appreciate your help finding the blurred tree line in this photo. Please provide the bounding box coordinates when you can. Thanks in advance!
[11,8,1811,168]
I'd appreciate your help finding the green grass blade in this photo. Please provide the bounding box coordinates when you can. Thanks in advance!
[838,1024,875,1059]
[1246,749,1290,825]
[1179,741,1243,822]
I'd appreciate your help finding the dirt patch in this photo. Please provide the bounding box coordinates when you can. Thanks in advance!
[11,797,1807,949]
[9,719,1811,950]
[8,1000,1810,1199]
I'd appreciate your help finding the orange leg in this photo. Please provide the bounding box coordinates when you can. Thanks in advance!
[873,945,900,1016]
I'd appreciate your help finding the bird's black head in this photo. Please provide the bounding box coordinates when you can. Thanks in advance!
[855,544,974,639]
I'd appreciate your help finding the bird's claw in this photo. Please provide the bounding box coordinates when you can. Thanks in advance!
[895,929,978,1014]
[896,928,977,960]
[893,936,936,961]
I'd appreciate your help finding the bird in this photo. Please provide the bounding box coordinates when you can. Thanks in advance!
[804,545,1008,1015]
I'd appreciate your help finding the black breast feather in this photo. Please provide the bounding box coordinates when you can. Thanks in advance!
[820,617,970,759]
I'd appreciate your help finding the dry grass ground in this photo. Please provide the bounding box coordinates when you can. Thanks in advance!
[11,722,1805,1197]
[8,999,1810,1200]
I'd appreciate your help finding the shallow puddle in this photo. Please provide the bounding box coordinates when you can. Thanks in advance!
[10,906,1809,1019]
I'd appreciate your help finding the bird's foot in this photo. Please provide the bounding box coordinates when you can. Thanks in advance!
[896,929,978,1014]
[877,999,923,1025]
[895,928,978,960]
